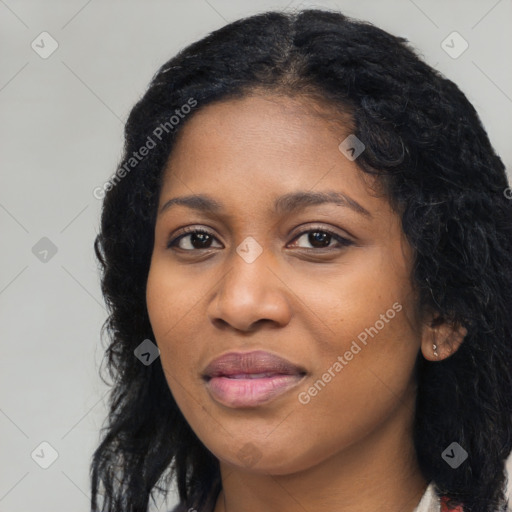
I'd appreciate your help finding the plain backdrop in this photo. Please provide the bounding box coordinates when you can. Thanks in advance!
[1,1,511,511]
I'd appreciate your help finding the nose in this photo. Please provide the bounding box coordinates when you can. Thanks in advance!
[207,246,293,332]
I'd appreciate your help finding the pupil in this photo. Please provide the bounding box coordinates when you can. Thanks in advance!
[192,233,211,248]
[309,231,330,248]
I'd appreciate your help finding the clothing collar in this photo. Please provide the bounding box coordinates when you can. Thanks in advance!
[412,482,463,512]
[413,482,441,512]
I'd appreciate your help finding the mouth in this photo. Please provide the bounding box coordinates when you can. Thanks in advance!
[202,350,307,408]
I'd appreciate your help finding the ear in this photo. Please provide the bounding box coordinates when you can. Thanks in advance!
[420,312,467,362]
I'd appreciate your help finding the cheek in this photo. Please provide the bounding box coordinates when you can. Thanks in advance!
[146,270,209,433]
[145,261,203,377]
[287,251,420,431]
[290,247,416,349]
[146,253,208,336]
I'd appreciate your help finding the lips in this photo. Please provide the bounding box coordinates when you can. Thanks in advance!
[202,350,307,408]
[202,350,306,379]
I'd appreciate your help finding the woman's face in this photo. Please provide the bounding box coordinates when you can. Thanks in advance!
[146,94,427,474]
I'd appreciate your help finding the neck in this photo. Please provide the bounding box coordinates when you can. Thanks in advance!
[213,391,428,512]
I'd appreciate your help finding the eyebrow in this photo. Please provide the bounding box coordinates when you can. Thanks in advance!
[158,191,371,218]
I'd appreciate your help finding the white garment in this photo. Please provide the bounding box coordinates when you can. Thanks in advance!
[412,482,441,512]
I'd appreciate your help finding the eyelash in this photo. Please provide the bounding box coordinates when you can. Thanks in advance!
[167,225,354,252]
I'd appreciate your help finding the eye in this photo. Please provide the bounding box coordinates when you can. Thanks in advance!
[167,227,222,251]
[288,226,353,250]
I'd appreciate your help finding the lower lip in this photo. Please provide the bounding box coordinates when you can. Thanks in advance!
[205,374,305,408]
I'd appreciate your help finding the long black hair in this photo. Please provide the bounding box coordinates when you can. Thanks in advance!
[91,9,512,512]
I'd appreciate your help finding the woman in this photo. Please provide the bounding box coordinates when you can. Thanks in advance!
[91,9,512,512]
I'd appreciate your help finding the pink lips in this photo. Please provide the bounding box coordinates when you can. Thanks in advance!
[202,350,306,408]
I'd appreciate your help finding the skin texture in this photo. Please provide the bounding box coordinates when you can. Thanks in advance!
[146,94,466,512]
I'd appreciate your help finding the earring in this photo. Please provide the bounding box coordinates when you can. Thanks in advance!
[433,344,439,357]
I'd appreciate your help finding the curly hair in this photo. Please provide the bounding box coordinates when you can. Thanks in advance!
[91,8,512,512]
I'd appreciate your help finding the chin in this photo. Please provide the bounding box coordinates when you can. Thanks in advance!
[208,434,330,476]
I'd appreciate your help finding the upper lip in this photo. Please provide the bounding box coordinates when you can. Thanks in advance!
[202,350,307,379]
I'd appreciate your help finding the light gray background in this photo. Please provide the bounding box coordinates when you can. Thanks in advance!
[1,1,511,511]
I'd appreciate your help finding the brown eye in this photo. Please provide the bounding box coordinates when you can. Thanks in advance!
[307,231,331,248]
[289,228,353,250]
[168,228,222,250]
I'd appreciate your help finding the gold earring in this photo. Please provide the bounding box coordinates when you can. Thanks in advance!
[433,343,439,357]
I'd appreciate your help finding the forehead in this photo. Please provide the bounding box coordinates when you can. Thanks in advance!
[170,92,352,153]
[159,94,373,198]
